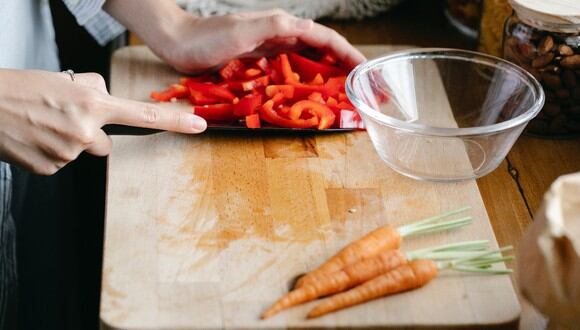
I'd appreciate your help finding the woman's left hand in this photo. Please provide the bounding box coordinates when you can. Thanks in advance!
[105,1,366,73]
[158,9,366,73]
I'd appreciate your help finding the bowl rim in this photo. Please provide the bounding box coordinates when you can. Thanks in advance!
[345,48,546,137]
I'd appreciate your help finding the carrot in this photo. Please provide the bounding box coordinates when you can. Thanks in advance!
[262,250,406,319]
[307,259,438,318]
[261,240,489,319]
[307,247,514,319]
[294,206,472,289]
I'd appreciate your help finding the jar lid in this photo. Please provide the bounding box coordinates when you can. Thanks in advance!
[509,0,580,28]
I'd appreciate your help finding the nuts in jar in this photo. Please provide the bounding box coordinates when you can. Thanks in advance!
[503,0,580,137]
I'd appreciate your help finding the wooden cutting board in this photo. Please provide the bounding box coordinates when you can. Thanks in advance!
[100,45,521,330]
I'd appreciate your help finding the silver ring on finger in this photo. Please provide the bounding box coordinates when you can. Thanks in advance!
[62,69,75,82]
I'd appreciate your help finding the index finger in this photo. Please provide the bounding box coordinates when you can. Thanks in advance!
[102,96,207,133]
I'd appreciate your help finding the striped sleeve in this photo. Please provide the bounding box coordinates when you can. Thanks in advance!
[62,0,126,46]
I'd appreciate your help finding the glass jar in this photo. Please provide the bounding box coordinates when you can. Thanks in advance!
[478,0,512,57]
[445,0,483,39]
[503,11,580,137]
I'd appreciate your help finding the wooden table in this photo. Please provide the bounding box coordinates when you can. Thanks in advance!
[320,1,580,329]
[122,0,580,328]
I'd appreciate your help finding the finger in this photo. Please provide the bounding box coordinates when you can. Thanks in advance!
[242,14,366,69]
[3,139,62,176]
[297,23,366,69]
[85,129,112,157]
[242,13,315,47]
[233,8,290,20]
[74,72,109,94]
[102,96,207,133]
[59,71,108,93]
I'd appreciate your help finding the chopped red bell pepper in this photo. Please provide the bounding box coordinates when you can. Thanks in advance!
[320,53,338,66]
[279,54,299,84]
[219,59,245,81]
[288,100,336,129]
[268,58,285,85]
[189,93,220,105]
[265,85,294,98]
[233,94,263,117]
[255,57,270,73]
[226,75,270,92]
[184,81,237,102]
[288,53,344,81]
[308,92,325,104]
[326,96,338,107]
[150,84,189,102]
[260,100,318,129]
[193,103,235,122]
[309,73,324,85]
[245,113,261,128]
[245,68,262,78]
[269,92,288,108]
[152,50,354,131]
[337,101,355,111]
[324,76,346,94]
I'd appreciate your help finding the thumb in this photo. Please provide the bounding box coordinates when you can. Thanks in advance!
[101,96,207,133]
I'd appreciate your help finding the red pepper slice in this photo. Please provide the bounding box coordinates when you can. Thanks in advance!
[245,113,261,128]
[268,57,285,85]
[245,68,262,78]
[193,103,235,122]
[265,85,295,98]
[269,92,288,108]
[309,73,324,85]
[189,93,220,105]
[288,100,335,129]
[184,81,237,102]
[233,94,263,117]
[219,59,245,81]
[226,75,270,92]
[324,76,346,94]
[308,92,325,104]
[260,100,318,129]
[337,101,355,111]
[320,53,338,66]
[150,84,189,102]
[255,57,270,73]
[326,96,338,107]
[279,54,299,84]
[288,53,345,81]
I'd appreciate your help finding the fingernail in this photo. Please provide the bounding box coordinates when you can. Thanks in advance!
[191,116,207,132]
[296,19,312,30]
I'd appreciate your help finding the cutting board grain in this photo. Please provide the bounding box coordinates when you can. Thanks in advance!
[101,45,520,330]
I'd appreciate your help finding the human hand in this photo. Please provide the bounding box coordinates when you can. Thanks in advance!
[159,9,367,73]
[0,69,206,175]
[103,1,366,73]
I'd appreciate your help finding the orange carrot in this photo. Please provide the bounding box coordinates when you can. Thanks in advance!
[295,226,401,289]
[307,259,438,319]
[294,207,472,289]
[262,249,407,319]
[263,240,490,319]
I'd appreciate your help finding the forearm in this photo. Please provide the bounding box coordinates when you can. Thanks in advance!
[103,0,192,55]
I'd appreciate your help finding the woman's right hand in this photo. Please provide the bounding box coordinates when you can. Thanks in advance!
[0,69,207,175]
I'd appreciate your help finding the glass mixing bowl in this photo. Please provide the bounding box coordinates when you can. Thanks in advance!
[346,48,545,182]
